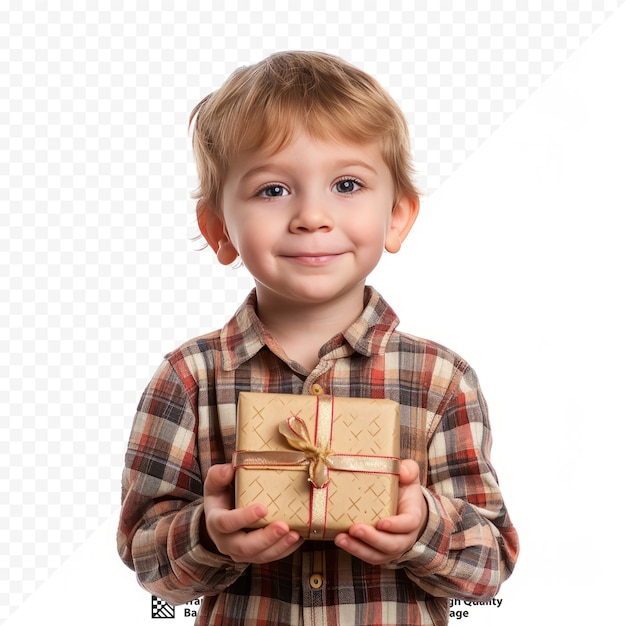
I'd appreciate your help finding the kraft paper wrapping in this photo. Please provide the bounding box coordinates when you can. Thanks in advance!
[233,391,400,540]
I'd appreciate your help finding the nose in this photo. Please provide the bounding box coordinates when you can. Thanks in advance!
[288,193,334,233]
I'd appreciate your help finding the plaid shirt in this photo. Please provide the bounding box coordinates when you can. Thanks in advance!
[118,288,518,626]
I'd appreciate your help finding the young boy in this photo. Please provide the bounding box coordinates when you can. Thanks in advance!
[117,51,518,625]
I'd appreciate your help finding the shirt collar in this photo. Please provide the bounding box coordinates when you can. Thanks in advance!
[220,287,400,371]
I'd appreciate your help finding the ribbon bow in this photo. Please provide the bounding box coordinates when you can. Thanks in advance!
[279,416,333,488]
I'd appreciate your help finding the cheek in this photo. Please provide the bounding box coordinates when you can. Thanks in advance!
[344,201,392,241]
[229,224,271,263]
[350,219,389,250]
[224,217,255,252]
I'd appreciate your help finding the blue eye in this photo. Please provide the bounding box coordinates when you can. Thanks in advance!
[334,179,362,194]
[259,184,287,198]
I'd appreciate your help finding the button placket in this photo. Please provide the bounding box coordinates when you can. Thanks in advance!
[309,548,324,590]
[309,573,323,589]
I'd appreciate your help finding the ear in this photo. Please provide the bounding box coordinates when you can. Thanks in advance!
[197,200,239,265]
[385,195,420,253]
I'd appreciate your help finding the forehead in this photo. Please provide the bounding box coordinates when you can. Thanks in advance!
[227,130,387,177]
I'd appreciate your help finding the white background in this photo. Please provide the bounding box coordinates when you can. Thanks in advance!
[2,2,625,624]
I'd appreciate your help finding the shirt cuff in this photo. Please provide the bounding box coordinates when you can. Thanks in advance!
[386,487,452,574]
[170,501,249,590]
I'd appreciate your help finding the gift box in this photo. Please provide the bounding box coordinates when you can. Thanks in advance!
[233,391,400,540]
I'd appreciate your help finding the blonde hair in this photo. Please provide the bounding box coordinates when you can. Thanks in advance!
[190,51,420,225]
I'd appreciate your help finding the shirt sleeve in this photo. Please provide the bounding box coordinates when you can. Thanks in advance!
[389,365,519,600]
[116,359,248,605]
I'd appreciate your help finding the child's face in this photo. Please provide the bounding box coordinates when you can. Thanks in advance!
[214,131,416,311]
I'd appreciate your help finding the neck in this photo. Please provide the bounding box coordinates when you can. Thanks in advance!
[255,287,367,370]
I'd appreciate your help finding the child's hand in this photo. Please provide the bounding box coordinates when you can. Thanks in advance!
[203,463,304,563]
[334,459,427,565]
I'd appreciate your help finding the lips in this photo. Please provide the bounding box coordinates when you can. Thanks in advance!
[281,252,345,266]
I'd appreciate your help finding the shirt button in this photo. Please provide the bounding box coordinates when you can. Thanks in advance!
[310,384,324,396]
[309,573,323,589]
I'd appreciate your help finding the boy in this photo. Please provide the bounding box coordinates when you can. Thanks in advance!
[117,51,518,625]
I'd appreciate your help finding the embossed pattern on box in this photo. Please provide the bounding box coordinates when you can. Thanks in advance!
[234,392,400,540]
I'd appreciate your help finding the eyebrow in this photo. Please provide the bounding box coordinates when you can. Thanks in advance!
[240,159,379,183]
[333,159,379,175]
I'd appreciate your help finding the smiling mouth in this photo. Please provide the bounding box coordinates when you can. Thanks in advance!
[282,253,344,266]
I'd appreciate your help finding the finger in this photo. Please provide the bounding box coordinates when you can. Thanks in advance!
[209,503,268,535]
[204,463,234,497]
[348,523,413,556]
[225,524,303,564]
[399,459,419,485]
[376,512,422,535]
[239,524,303,562]
[335,531,398,566]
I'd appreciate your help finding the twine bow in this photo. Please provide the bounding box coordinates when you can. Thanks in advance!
[278,416,333,488]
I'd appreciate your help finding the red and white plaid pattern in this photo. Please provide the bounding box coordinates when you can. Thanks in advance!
[118,288,518,625]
